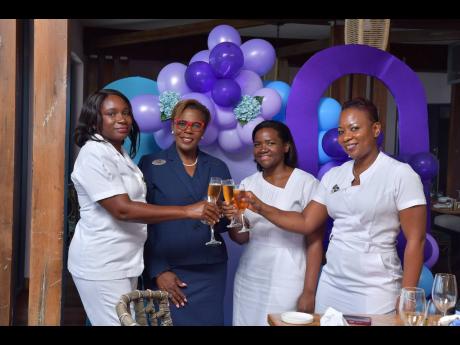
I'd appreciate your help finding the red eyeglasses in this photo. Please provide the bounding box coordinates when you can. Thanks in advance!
[173,119,205,132]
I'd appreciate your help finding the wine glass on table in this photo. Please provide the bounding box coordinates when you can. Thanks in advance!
[222,179,240,228]
[399,287,427,326]
[234,184,251,233]
[205,177,222,246]
[432,273,457,317]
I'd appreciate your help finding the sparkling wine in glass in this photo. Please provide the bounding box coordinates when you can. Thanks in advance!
[205,177,222,246]
[234,184,250,233]
[425,299,442,326]
[399,287,427,326]
[222,179,240,228]
[432,273,458,317]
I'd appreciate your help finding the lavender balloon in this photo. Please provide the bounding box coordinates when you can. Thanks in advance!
[218,128,244,153]
[234,69,263,96]
[153,127,175,150]
[185,61,217,93]
[131,94,162,133]
[190,49,210,64]
[241,39,276,76]
[211,79,242,108]
[200,122,218,146]
[252,87,282,120]
[321,128,347,160]
[207,24,242,50]
[236,116,264,145]
[181,92,217,124]
[209,42,244,79]
[157,62,191,95]
[317,160,342,180]
[215,105,237,129]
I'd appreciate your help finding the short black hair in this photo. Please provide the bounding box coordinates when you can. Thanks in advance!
[74,89,140,158]
[342,97,379,123]
[252,120,298,171]
[171,99,211,126]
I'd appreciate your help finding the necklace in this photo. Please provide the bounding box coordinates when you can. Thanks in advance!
[182,157,198,167]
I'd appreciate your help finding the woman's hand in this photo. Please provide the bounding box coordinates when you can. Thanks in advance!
[297,290,315,313]
[185,200,220,224]
[243,191,265,214]
[221,201,237,221]
[156,271,188,309]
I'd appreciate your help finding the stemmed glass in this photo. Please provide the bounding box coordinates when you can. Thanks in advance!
[432,273,458,317]
[399,287,427,326]
[222,179,241,228]
[425,299,443,326]
[205,177,222,247]
[234,184,250,233]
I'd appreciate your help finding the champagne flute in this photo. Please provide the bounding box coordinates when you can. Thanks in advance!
[234,184,250,233]
[205,177,222,246]
[222,179,241,228]
[432,273,458,317]
[399,287,427,326]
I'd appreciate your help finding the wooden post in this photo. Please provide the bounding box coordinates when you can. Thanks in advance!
[446,83,460,197]
[28,19,69,326]
[0,19,18,326]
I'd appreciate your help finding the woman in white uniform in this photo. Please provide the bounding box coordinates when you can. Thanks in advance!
[244,98,427,315]
[223,121,323,325]
[68,89,220,325]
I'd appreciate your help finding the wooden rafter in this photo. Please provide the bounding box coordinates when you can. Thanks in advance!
[89,19,268,49]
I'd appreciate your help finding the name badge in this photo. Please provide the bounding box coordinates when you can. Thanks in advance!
[152,159,166,166]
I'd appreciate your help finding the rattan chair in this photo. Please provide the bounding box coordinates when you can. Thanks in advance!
[115,289,173,326]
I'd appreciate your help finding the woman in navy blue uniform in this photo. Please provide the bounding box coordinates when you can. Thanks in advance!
[139,99,231,325]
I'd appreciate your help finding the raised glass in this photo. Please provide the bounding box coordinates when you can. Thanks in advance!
[205,177,222,246]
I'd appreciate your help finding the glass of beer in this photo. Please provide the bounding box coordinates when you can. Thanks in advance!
[205,177,222,246]
[234,184,250,233]
[222,179,240,228]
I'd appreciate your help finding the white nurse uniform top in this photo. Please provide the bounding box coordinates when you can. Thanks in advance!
[68,134,147,281]
[313,152,426,314]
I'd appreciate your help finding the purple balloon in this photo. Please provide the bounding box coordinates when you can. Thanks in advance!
[200,122,218,146]
[317,160,342,180]
[189,49,210,64]
[207,25,242,50]
[185,61,217,93]
[181,92,217,124]
[211,79,241,107]
[424,233,439,268]
[131,94,162,133]
[408,152,439,181]
[252,87,282,120]
[234,69,263,96]
[209,42,244,78]
[218,128,244,153]
[321,128,348,160]
[157,62,191,95]
[241,39,276,76]
[215,105,237,129]
[153,127,174,149]
[236,116,264,145]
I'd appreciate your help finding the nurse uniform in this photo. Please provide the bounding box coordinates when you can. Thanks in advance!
[233,168,318,325]
[313,152,426,314]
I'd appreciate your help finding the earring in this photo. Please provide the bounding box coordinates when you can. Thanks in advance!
[171,130,174,135]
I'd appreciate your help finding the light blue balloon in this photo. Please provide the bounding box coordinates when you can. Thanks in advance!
[263,79,272,87]
[123,132,161,165]
[104,77,159,100]
[265,80,291,123]
[417,265,434,298]
[318,97,341,131]
[318,131,333,164]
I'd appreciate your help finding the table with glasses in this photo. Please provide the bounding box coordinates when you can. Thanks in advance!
[267,313,404,326]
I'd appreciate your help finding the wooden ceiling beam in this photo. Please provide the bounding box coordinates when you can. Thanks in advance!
[277,39,329,57]
[390,29,460,43]
[89,19,268,49]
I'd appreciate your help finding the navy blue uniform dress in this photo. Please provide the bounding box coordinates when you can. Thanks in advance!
[139,144,231,326]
